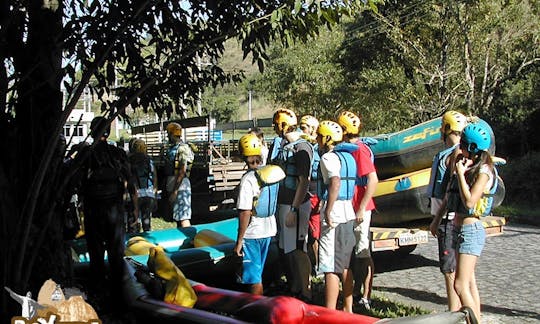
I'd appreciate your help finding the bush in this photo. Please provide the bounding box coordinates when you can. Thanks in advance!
[499,151,540,204]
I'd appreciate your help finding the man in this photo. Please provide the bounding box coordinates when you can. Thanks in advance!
[162,122,194,227]
[77,116,138,302]
[268,108,313,301]
[428,110,468,311]
[316,120,357,310]
[337,111,378,311]
[234,134,283,294]
[299,115,321,274]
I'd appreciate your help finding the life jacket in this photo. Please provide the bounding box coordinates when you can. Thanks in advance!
[310,142,320,182]
[269,137,312,190]
[446,166,499,217]
[249,165,285,217]
[427,144,458,200]
[130,153,155,190]
[83,143,124,201]
[164,142,194,177]
[317,150,356,201]
[333,141,374,187]
[469,167,499,217]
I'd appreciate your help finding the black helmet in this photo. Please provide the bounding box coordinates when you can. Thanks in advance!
[90,116,110,139]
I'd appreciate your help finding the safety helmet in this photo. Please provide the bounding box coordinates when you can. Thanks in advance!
[317,120,343,146]
[461,121,491,154]
[337,111,362,135]
[90,116,110,139]
[166,122,182,137]
[441,111,467,135]
[131,139,147,154]
[239,134,262,157]
[300,115,319,129]
[273,108,297,133]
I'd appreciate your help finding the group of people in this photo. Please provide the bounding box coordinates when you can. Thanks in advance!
[69,117,194,305]
[234,108,378,312]
[234,108,497,319]
[427,111,498,321]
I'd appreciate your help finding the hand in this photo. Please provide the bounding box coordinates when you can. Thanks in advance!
[356,208,365,223]
[168,191,177,204]
[285,210,297,227]
[429,220,439,237]
[455,157,472,175]
[234,241,243,257]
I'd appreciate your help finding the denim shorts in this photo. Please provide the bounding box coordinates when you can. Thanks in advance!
[457,221,486,257]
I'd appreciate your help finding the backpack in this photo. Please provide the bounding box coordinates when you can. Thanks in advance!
[250,165,285,217]
[84,144,124,200]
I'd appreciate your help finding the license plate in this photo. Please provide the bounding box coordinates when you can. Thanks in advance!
[398,231,429,246]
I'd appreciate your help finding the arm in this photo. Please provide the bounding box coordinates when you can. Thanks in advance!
[356,171,378,222]
[456,161,490,209]
[285,174,310,227]
[324,176,340,228]
[5,287,23,304]
[234,210,251,256]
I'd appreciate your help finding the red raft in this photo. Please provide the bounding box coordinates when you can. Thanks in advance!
[123,258,379,324]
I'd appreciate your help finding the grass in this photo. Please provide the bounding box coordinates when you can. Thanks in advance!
[494,203,540,226]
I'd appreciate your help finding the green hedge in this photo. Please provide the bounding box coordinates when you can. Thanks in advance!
[499,151,540,204]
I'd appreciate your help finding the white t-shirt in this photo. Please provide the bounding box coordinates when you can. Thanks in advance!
[236,170,277,239]
[319,150,356,224]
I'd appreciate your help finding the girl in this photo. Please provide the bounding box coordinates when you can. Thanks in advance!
[446,121,495,321]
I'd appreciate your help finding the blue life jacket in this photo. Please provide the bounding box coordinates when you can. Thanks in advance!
[427,144,458,199]
[269,137,312,190]
[249,169,280,217]
[317,150,356,201]
[333,141,374,187]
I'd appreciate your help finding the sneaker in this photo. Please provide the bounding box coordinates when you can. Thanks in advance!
[358,297,371,311]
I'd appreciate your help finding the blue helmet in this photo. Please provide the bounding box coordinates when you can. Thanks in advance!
[461,121,491,154]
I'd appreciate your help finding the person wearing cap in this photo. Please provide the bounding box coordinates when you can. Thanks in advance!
[161,122,194,227]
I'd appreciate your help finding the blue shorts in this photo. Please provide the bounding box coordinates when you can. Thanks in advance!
[437,220,457,273]
[238,237,271,284]
[457,221,486,257]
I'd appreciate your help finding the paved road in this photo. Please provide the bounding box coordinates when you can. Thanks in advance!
[371,222,540,323]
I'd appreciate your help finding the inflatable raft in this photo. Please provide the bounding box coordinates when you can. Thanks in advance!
[371,118,444,180]
[123,256,380,324]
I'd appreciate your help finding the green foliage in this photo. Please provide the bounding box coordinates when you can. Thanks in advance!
[499,151,540,204]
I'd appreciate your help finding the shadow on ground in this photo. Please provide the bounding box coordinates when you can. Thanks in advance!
[373,251,439,273]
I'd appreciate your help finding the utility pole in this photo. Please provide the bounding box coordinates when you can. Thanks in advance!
[248,89,252,120]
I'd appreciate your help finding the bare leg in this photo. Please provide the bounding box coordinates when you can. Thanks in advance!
[444,271,462,311]
[455,253,481,321]
[342,268,354,313]
[324,273,340,310]
[250,283,263,295]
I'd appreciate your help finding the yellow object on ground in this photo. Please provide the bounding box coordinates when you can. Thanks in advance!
[193,229,235,248]
[125,236,157,256]
[147,246,197,308]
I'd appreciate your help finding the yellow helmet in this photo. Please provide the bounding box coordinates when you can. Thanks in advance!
[317,120,343,146]
[442,111,467,135]
[272,108,297,133]
[166,122,182,137]
[300,115,319,129]
[131,139,147,154]
[337,111,362,135]
[239,134,262,157]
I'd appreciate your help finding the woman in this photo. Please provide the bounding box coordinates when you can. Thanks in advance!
[445,120,495,321]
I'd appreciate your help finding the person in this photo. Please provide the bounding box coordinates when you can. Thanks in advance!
[268,108,313,301]
[161,122,194,227]
[76,116,138,303]
[248,127,268,166]
[428,111,468,311]
[299,115,321,274]
[128,139,158,232]
[5,288,43,319]
[335,111,378,312]
[234,134,283,295]
[436,121,496,321]
[315,120,357,311]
